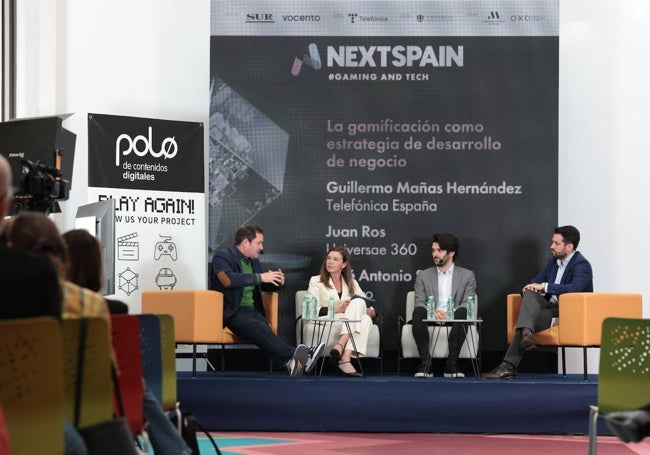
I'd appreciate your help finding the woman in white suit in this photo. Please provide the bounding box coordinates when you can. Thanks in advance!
[307,247,375,376]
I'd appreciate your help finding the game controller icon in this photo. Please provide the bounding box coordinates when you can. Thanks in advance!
[154,235,177,261]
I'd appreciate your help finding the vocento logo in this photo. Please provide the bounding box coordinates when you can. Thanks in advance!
[115,127,178,167]
[291,43,322,76]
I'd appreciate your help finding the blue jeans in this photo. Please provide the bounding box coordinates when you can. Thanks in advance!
[143,387,192,455]
[226,306,295,361]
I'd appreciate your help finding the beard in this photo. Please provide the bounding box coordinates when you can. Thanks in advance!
[434,255,450,267]
[551,250,566,259]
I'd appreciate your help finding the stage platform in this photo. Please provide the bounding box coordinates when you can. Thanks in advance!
[177,370,610,436]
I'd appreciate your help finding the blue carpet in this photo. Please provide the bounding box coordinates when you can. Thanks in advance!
[176,371,608,435]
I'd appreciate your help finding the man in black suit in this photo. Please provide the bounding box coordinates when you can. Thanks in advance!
[0,155,62,319]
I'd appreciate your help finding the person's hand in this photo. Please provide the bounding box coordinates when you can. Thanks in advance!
[434,309,447,324]
[366,307,376,318]
[260,270,285,286]
[337,298,350,313]
[523,283,545,294]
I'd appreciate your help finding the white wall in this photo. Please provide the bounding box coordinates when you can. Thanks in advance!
[559,0,650,371]
[15,0,210,312]
[14,0,650,372]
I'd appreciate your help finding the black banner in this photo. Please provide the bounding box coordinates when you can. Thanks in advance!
[88,113,204,193]
[210,1,559,353]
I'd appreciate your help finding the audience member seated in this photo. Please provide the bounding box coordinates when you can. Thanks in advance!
[0,158,87,455]
[7,212,112,326]
[63,229,128,314]
[8,212,190,455]
[0,156,62,320]
[61,227,190,455]
[307,247,375,377]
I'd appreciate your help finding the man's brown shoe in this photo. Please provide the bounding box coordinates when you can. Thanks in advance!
[482,361,517,379]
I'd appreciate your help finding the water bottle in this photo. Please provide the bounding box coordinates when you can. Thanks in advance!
[328,296,336,319]
[467,295,475,320]
[426,295,435,320]
[447,296,455,321]
[302,294,312,320]
[310,295,319,320]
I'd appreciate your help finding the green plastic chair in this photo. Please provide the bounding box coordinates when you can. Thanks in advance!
[158,314,178,412]
[588,317,650,455]
[0,317,64,455]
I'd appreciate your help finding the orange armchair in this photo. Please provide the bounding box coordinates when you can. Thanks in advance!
[141,290,278,376]
[507,292,643,380]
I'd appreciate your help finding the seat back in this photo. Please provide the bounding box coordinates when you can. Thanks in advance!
[405,291,415,321]
[598,317,650,414]
[222,292,279,343]
[295,290,308,343]
[405,291,479,321]
[137,314,163,405]
[111,315,144,435]
[401,291,479,359]
[295,290,381,359]
[61,318,113,429]
[558,293,642,346]
[507,292,643,347]
[0,317,64,455]
[158,314,178,411]
[141,290,224,343]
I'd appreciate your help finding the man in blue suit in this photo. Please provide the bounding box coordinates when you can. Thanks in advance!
[483,225,593,379]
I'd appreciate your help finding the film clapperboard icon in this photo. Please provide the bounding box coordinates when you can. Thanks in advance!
[117,232,140,261]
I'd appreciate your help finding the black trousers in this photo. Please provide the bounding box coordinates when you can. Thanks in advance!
[412,306,468,365]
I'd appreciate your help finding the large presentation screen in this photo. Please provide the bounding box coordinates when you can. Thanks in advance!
[210,0,559,351]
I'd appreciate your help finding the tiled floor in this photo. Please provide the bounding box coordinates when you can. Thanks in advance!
[197,432,650,455]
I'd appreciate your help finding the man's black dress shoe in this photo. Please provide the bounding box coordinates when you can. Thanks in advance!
[520,334,537,351]
[482,361,517,379]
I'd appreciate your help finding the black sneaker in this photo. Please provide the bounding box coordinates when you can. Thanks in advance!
[443,364,465,378]
[414,362,433,378]
[305,342,325,374]
[288,344,309,378]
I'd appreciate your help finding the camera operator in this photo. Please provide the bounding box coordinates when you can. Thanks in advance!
[0,154,62,327]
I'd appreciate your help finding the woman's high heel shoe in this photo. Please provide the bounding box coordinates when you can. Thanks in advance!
[338,360,363,377]
[329,343,343,364]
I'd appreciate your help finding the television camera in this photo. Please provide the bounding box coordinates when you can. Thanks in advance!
[0,115,76,214]
[12,157,70,213]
